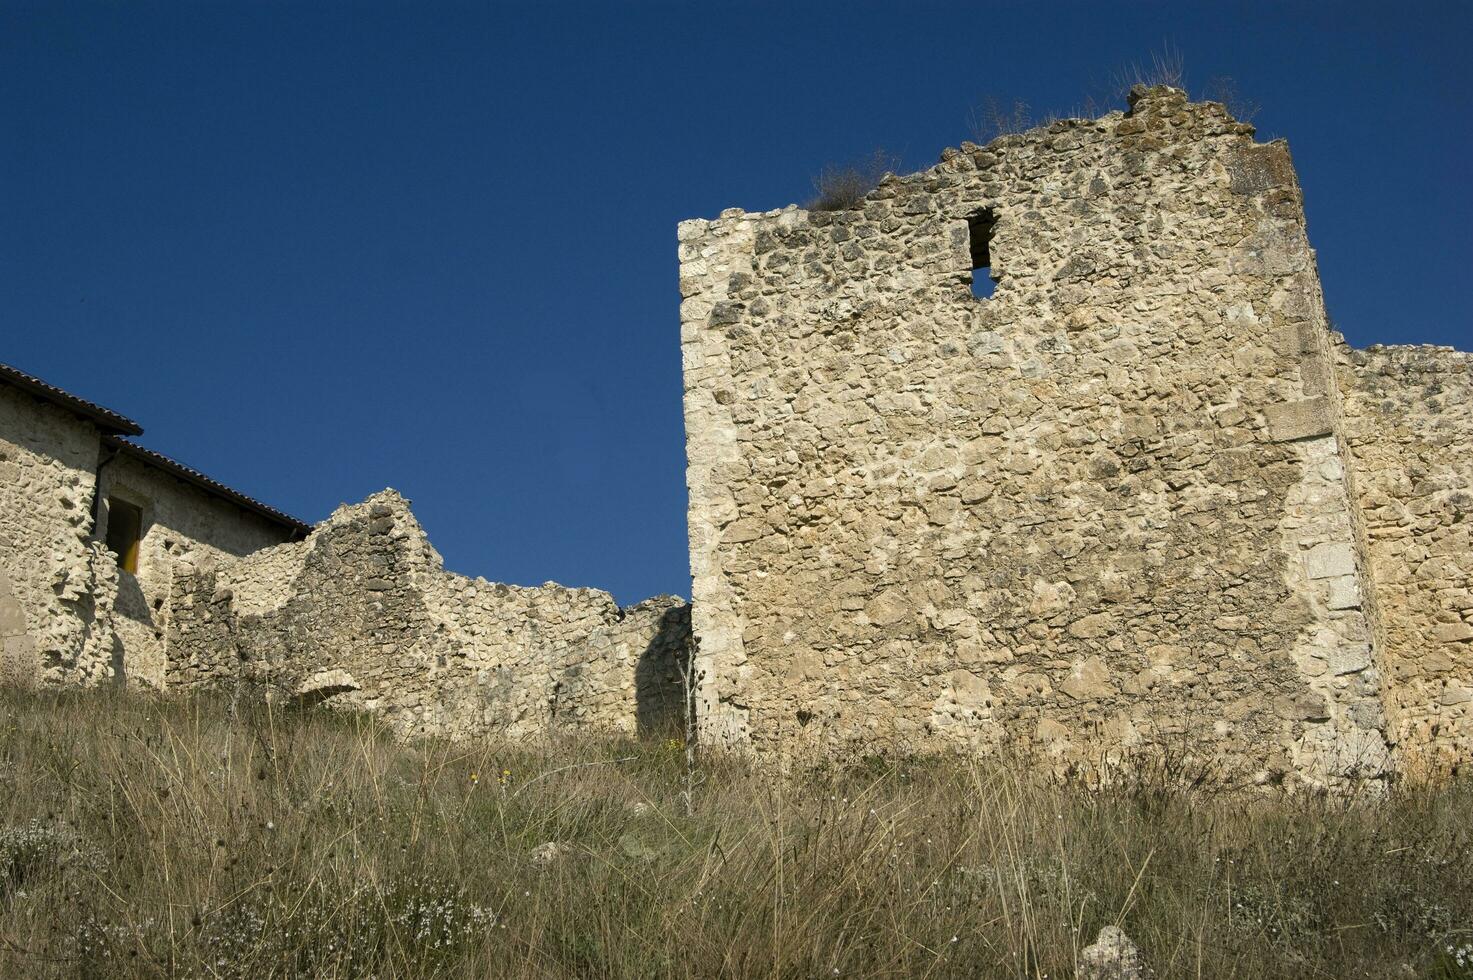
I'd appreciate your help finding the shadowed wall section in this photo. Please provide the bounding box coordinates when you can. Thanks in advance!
[1337,343,1473,775]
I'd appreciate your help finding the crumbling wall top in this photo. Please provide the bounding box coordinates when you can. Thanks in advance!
[679,85,1257,238]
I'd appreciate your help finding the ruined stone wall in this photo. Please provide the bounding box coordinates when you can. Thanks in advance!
[1337,343,1473,775]
[169,490,691,739]
[557,596,692,737]
[0,384,117,686]
[680,87,1392,785]
[96,452,296,687]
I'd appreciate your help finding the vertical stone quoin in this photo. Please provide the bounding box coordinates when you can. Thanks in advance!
[679,210,778,748]
[1240,136,1392,785]
[679,85,1470,784]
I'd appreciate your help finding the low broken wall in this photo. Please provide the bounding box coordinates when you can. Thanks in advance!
[168,490,691,739]
[1338,344,1473,776]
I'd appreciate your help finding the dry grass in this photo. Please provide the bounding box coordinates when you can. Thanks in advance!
[1110,44,1187,97]
[807,150,897,212]
[1,687,1471,979]
[968,45,1261,146]
[968,96,1035,144]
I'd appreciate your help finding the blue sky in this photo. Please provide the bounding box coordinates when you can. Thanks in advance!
[3,1,1469,604]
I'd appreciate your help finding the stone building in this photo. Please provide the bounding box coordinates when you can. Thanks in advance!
[679,86,1472,783]
[0,361,690,737]
[0,361,309,689]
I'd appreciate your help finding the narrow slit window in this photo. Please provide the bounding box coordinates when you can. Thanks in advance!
[968,209,998,299]
[106,498,143,574]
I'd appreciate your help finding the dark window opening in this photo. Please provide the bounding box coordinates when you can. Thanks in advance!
[105,498,143,574]
[968,209,998,300]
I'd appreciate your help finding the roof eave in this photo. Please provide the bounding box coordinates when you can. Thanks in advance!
[103,436,313,536]
[0,362,143,436]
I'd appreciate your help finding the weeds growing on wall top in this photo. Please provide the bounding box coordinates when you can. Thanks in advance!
[809,47,1261,211]
[807,148,899,211]
[966,44,1258,145]
[0,686,1470,978]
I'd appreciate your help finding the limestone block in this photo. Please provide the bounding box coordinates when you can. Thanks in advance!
[1325,575,1361,610]
[864,589,911,627]
[1060,656,1113,700]
[1079,926,1154,980]
[1433,621,1473,643]
[1036,717,1070,746]
[722,518,768,544]
[1304,543,1356,580]
[1264,397,1333,442]
[1327,644,1372,676]
[1028,580,1075,617]
[1321,727,1391,778]
[1067,613,1116,640]
[1274,692,1330,722]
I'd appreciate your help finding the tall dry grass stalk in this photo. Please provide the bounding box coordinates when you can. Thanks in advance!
[1,687,1470,978]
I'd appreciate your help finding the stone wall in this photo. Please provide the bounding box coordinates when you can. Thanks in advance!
[4,87,1465,776]
[0,384,117,686]
[1337,343,1473,775]
[0,365,692,741]
[679,86,1397,786]
[169,490,691,739]
[96,451,297,686]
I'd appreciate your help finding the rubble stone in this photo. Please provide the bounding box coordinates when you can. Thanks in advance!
[679,86,1469,783]
[1079,926,1154,980]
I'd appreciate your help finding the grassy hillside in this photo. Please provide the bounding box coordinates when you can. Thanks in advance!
[0,688,1469,979]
